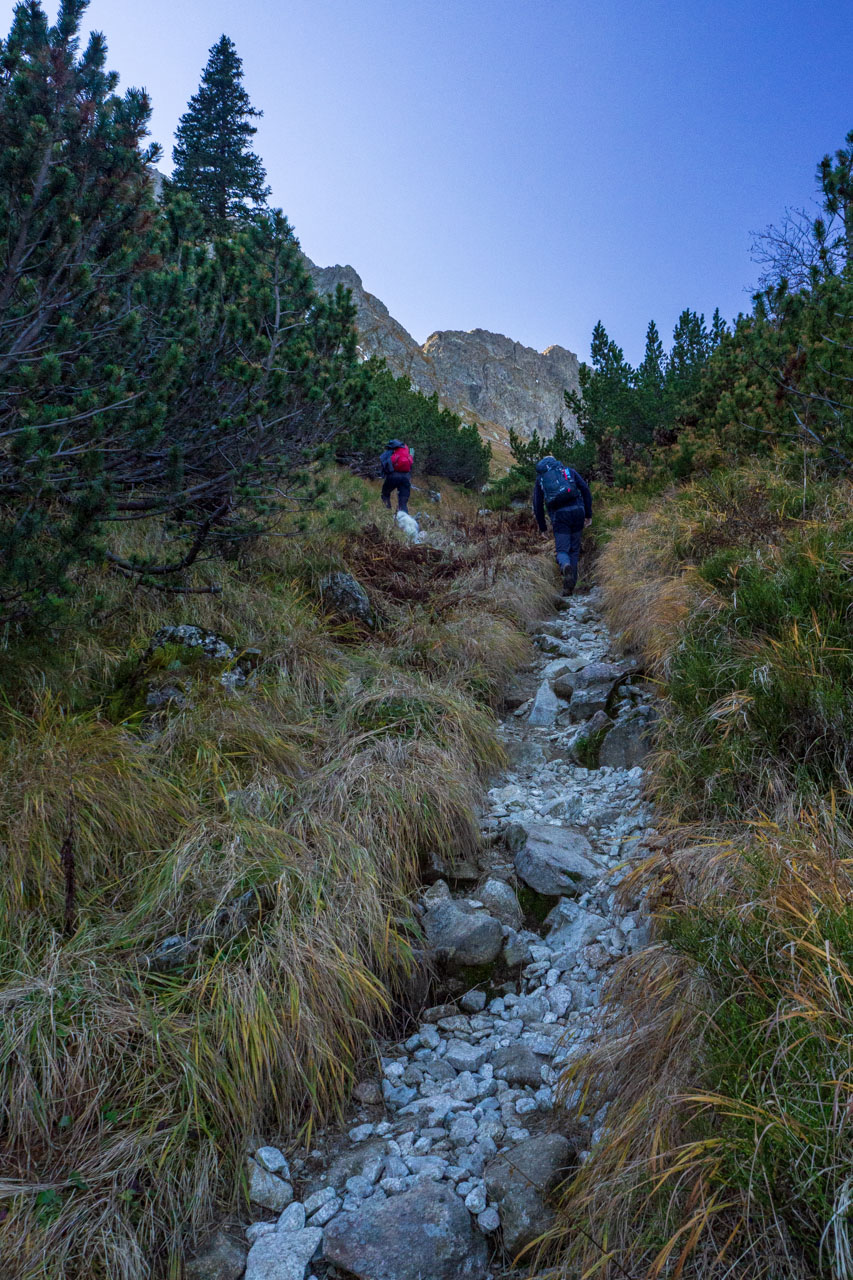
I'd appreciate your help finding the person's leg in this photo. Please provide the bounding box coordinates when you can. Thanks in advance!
[381,476,393,508]
[396,477,411,513]
[552,512,581,594]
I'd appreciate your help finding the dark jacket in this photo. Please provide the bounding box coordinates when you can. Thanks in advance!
[533,460,592,532]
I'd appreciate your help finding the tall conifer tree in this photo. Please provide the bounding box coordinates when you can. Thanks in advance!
[172,35,269,229]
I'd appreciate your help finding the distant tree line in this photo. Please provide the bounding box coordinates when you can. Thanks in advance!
[0,1,487,628]
[562,127,853,487]
[342,359,492,487]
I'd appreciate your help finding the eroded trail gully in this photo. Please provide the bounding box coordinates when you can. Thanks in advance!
[231,588,657,1280]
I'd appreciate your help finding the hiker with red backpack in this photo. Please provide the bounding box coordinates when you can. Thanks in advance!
[533,455,592,595]
[380,438,413,514]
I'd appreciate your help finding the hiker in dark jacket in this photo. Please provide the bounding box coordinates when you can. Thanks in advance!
[379,438,412,513]
[533,456,592,595]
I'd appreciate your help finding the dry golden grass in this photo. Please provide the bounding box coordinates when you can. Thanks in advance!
[0,471,556,1279]
[596,498,712,676]
[550,462,853,1280]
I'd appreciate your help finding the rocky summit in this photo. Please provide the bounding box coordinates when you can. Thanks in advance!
[229,586,658,1280]
[304,258,580,454]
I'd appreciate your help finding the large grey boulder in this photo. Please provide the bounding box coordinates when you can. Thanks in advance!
[422,899,503,968]
[545,899,609,957]
[528,680,560,727]
[485,1133,573,1259]
[322,1181,488,1280]
[477,877,523,929]
[492,1043,544,1087]
[319,572,375,628]
[513,823,601,896]
[599,708,656,769]
[567,661,626,721]
[185,1230,247,1280]
[244,1226,322,1280]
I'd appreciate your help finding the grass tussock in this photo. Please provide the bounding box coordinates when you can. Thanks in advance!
[552,460,853,1280]
[0,472,556,1279]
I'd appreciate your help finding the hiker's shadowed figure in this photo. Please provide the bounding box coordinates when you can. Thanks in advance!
[532,456,592,595]
[380,439,413,513]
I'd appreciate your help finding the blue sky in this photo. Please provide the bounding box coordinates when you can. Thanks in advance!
[21,0,853,364]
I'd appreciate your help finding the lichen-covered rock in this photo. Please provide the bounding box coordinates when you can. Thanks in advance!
[185,1230,247,1280]
[322,1181,488,1280]
[319,572,375,628]
[485,1133,573,1258]
[151,625,235,661]
[513,823,601,896]
[422,898,503,968]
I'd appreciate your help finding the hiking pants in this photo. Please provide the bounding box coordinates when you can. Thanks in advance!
[551,507,584,572]
[381,474,410,513]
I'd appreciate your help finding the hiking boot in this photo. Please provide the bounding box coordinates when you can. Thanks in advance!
[562,564,577,596]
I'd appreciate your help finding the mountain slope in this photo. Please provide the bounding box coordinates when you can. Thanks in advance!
[305,258,580,456]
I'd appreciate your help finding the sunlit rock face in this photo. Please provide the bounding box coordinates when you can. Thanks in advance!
[304,258,580,455]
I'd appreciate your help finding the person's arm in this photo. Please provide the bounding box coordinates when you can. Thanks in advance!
[574,470,592,521]
[380,449,391,476]
[532,480,547,532]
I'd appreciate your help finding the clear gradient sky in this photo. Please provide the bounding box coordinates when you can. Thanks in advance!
[19,1,853,364]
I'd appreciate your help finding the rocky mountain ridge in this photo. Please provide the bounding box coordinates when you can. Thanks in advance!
[304,258,581,457]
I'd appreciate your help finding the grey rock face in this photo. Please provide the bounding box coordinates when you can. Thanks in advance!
[545,900,609,955]
[304,258,580,449]
[599,710,655,769]
[319,572,375,628]
[422,899,503,968]
[322,1182,488,1280]
[185,1230,247,1280]
[514,824,601,896]
[567,661,628,721]
[484,1133,573,1258]
[244,1226,323,1280]
[477,877,523,929]
[528,680,560,728]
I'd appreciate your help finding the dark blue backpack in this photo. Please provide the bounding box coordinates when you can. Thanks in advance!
[537,458,580,510]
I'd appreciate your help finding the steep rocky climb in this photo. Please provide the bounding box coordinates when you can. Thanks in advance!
[218,587,658,1280]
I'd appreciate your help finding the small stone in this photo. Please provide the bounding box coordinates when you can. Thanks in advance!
[245,1223,276,1246]
[460,989,487,1013]
[248,1160,293,1213]
[444,1040,487,1073]
[255,1146,291,1178]
[307,1195,341,1226]
[345,1175,375,1200]
[302,1186,337,1217]
[477,1207,501,1233]
[464,1184,487,1214]
[353,1079,382,1105]
[349,1123,375,1142]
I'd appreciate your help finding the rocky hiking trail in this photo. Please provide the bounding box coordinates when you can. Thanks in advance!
[212,588,658,1280]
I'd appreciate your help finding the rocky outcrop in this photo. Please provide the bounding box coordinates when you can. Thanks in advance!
[304,258,580,452]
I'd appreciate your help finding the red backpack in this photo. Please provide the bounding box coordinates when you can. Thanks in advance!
[391,445,413,473]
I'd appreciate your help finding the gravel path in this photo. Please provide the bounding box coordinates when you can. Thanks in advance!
[233,587,657,1280]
